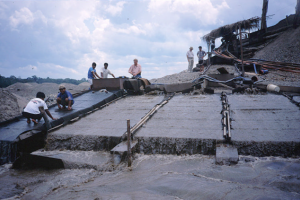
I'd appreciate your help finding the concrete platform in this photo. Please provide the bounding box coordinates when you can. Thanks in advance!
[136,95,223,139]
[229,94,300,156]
[46,95,164,151]
[44,93,300,157]
[134,94,300,156]
[135,94,223,154]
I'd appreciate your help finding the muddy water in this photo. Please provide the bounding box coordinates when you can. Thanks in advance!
[1,154,300,200]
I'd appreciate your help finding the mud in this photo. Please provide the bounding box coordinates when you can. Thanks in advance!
[1,154,299,200]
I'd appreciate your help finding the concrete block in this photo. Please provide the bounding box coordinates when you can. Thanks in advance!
[216,144,238,165]
[110,140,138,154]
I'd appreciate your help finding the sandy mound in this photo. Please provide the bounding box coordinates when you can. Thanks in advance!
[150,71,202,84]
[0,89,20,122]
[253,26,300,64]
[150,65,240,84]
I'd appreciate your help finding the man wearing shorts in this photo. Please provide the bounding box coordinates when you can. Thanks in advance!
[22,92,56,124]
[87,62,101,89]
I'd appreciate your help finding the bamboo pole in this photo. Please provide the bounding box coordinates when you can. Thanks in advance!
[127,119,132,167]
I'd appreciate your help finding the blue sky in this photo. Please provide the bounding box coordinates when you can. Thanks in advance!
[0,0,296,80]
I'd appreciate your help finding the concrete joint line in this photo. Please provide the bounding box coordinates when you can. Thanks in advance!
[122,93,175,141]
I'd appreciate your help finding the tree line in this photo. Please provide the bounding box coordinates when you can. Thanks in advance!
[0,75,87,88]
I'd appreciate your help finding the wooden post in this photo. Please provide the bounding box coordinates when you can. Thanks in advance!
[294,0,300,28]
[239,24,245,77]
[261,0,268,32]
[39,106,51,130]
[127,119,132,167]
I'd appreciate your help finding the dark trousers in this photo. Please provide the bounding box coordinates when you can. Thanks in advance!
[22,111,42,120]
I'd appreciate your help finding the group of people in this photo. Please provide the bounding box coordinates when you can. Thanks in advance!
[87,58,142,89]
[22,85,74,124]
[22,59,143,124]
[186,46,207,72]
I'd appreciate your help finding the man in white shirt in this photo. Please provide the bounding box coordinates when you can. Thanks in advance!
[101,63,115,78]
[22,92,56,124]
[186,47,194,72]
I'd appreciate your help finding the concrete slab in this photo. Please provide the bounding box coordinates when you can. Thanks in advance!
[230,94,300,142]
[216,144,239,165]
[229,94,300,156]
[134,95,223,155]
[46,95,164,151]
[136,95,223,139]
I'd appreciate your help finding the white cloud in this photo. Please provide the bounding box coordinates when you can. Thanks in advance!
[106,1,126,16]
[9,7,48,30]
[0,2,9,19]
[148,0,230,25]
[0,0,296,81]
[117,25,146,35]
[10,7,34,28]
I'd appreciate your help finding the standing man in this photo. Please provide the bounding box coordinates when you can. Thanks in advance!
[101,63,115,78]
[186,47,194,72]
[87,62,101,90]
[22,92,56,124]
[56,85,74,110]
[128,58,142,78]
[197,46,207,65]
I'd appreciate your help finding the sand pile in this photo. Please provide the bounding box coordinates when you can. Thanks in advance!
[150,64,240,84]
[0,89,20,122]
[150,71,202,84]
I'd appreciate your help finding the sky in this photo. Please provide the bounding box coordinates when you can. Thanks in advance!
[0,0,296,80]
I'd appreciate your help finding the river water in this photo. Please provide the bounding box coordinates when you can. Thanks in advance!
[0,154,299,200]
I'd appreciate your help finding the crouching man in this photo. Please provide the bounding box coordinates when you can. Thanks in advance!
[22,92,56,124]
[56,85,74,110]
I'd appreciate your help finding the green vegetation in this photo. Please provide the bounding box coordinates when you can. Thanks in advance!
[0,75,87,88]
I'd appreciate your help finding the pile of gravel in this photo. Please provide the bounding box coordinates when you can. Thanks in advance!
[248,70,300,86]
[150,70,201,84]
[253,26,300,64]
[150,64,239,84]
